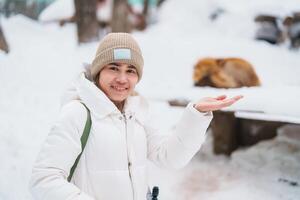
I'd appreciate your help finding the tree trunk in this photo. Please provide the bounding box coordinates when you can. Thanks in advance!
[157,0,166,7]
[111,0,131,33]
[74,0,99,43]
[0,23,9,53]
[142,0,149,16]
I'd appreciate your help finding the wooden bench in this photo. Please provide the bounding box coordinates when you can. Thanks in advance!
[168,99,300,155]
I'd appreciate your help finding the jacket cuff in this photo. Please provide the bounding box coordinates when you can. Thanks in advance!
[188,102,213,117]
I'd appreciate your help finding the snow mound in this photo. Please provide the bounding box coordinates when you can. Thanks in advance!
[39,0,74,22]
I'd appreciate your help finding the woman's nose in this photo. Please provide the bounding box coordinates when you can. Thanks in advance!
[116,72,128,83]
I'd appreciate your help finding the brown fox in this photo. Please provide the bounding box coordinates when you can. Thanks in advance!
[193,57,261,88]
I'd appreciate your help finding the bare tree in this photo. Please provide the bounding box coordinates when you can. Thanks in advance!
[111,0,131,32]
[157,0,166,7]
[142,0,149,17]
[136,0,149,30]
[74,0,99,43]
[0,23,9,53]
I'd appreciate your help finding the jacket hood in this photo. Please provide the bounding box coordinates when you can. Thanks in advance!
[61,64,149,122]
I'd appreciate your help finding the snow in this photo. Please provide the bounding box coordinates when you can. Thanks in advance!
[152,126,300,200]
[235,111,300,124]
[1,0,300,199]
[148,121,300,200]
[39,0,112,22]
[38,0,74,22]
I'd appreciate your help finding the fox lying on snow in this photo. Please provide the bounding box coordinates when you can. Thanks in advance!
[193,57,261,88]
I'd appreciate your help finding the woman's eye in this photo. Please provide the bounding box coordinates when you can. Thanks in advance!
[109,66,118,71]
[127,69,137,74]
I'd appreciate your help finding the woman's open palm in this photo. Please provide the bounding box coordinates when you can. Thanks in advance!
[194,95,243,112]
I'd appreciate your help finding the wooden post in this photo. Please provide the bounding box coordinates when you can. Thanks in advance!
[74,0,99,43]
[211,111,239,155]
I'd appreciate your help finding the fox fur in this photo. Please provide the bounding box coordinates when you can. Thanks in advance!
[193,57,261,88]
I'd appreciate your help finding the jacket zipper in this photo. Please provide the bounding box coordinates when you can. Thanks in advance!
[123,113,135,200]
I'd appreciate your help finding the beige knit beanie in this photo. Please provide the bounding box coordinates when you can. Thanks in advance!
[91,32,144,81]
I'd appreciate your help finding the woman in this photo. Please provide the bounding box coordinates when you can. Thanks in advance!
[29,33,242,200]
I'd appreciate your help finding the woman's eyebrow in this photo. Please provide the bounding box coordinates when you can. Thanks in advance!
[110,62,120,66]
[128,65,136,69]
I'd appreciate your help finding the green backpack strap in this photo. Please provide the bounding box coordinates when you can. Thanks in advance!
[67,102,92,182]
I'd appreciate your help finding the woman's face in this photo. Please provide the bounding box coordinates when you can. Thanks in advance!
[97,62,139,104]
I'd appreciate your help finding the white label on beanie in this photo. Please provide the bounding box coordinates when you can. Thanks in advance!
[113,48,131,60]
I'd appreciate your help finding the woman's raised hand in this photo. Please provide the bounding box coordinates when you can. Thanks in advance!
[194,95,243,112]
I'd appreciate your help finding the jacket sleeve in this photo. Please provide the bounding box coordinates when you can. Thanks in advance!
[29,101,95,200]
[145,102,213,169]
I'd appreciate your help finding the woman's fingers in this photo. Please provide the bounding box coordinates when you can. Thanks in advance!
[215,95,227,100]
[215,95,243,101]
[232,95,244,101]
[219,95,244,108]
[211,95,244,109]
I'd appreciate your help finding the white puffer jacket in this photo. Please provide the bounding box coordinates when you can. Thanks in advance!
[29,73,213,200]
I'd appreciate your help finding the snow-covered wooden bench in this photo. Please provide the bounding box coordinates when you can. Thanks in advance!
[168,99,300,155]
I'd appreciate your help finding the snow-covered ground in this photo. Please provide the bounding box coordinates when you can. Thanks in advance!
[1,0,300,199]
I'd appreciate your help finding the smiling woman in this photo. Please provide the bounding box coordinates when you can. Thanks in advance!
[96,63,139,110]
[29,32,242,200]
